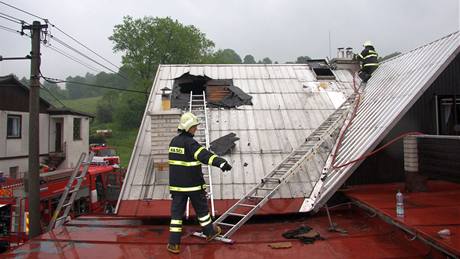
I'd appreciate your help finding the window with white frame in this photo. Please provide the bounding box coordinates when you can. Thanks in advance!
[7,115,21,139]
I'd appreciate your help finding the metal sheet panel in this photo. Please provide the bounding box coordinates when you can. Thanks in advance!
[117,64,354,211]
[310,31,460,211]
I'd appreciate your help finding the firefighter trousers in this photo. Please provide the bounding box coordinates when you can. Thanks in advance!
[358,66,378,83]
[169,190,215,244]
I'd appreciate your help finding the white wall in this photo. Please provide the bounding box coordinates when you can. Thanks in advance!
[61,115,90,168]
[0,110,50,175]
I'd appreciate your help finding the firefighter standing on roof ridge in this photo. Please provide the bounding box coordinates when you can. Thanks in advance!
[167,112,232,254]
[357,40,380,84]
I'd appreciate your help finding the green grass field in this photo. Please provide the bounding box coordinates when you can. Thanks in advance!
[62,96,102,115]
[104,127,138,168]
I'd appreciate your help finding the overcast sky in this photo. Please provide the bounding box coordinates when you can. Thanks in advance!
[0,0,459,79]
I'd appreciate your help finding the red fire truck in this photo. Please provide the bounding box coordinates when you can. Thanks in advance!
[0,164,123,251]
[90,144,120,166]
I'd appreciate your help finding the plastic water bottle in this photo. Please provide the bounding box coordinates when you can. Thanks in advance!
[396,190,404,217]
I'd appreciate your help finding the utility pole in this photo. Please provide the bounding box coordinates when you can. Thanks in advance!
[22,20,48,239]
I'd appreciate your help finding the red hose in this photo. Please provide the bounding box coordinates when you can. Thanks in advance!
[329,73,424,169]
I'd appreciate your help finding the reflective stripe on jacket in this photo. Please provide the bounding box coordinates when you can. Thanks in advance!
[357,47,379,68]
[168,131,226,193]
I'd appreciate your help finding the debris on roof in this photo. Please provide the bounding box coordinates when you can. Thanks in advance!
[210,133,240,156]
[208,85,252,108]
[171,72,252,109]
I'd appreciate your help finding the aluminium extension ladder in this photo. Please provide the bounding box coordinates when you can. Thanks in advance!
[48,152,94,231]
[185,90,216,218]
[193,94,357,243]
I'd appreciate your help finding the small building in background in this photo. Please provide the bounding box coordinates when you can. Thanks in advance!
[0,75,93,178]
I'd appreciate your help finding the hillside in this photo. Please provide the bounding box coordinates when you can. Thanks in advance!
[62,96,102,115]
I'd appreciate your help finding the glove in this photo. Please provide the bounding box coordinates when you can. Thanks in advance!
[220,161,232,172]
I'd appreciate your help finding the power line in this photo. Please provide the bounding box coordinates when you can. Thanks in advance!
[43,43,101,73]
[40,83,67,107]
[0,11,27,24]
[51,24,123,73]
[40,74,149,95]
[50,34,129,80]
[0,23,30,37]
[0,1,128,80]
[0,23,17,33]
[0,13,22,24]
[0,1,45,21]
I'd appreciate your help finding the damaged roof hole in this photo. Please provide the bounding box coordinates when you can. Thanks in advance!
[306,59,336,80]
[171,72,253,109]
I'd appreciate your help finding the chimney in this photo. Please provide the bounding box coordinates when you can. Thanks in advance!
[337,47,344,58]
[345,47,354,59]
[161,87,171,110]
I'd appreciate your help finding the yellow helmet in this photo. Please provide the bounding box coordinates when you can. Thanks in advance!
[178,112,200,132]
[363,40,373,47]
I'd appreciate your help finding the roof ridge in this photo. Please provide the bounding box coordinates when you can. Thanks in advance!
[381,31,459,64]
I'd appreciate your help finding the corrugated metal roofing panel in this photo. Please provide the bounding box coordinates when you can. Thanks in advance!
[117,63,354,212]
[308,31,460,212]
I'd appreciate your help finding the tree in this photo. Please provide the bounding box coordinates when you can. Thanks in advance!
[262,57,272,64]
[109,16,215,81]
[210,49,242,64]
[295,56,312,64]
[378,52,401,62]
[96,91,119,123]
[243,54,256,64]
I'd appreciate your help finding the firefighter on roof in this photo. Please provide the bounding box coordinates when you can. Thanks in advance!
[357,40,380,84]
[167,112,232,254]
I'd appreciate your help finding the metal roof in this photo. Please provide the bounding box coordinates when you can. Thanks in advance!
[117,64,355,209]
[304,31,460,212]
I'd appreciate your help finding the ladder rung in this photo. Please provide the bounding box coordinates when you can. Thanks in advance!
[249,195,265,199]
[217,222,235,227]
[238,203,257,208]
[69,189,78,194]
[63,202,72,207]
[228,212,246,217]
[56,215,67,222]
[280,163,295,167]
[257,187,274,191]
[262,177,281,183]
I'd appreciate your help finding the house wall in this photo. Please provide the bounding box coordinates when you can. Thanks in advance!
[347,53,460,185]
[0,110,50,176]
[61,115,90,168]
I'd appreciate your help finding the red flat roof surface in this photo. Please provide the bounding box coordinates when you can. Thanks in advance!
[4,207,436,258]
[118,198,305,217]
[346,180,460,257]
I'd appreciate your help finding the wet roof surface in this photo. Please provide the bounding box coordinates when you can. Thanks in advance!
[317,32,460,210]
[5,207,433,258]
[347,180,460,257]
[118,64,355,212]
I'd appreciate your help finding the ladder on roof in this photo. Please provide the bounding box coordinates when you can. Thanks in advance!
[48,152,94,231]
[186,90,216,218]
[193,94,357,243]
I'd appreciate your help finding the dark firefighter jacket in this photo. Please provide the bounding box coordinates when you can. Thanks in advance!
[357,46,379,69]
[168,131,226,193]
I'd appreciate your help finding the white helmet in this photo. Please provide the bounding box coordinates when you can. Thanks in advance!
[363,40,373,47]
[178,112,200,132]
